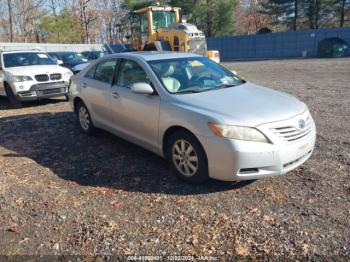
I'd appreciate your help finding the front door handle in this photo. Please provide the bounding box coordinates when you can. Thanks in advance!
[112,92,119,99]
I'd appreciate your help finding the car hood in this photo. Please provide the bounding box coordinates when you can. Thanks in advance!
[5,65,71,76]
[64,61,88,68]
[173,82,306,127]
[71,62,90,72]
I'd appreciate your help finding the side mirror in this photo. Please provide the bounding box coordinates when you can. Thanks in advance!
[131,82,154,95]
[57,59,64,65]
[231,70,237,75]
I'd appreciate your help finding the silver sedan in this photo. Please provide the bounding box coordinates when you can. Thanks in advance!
[69,52,316,184]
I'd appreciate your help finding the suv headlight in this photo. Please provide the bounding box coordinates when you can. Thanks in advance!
[208,123,268,143]
[11,75,33,82]
[64,71,73,79]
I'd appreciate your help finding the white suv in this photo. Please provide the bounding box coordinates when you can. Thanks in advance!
[0,50,73,106]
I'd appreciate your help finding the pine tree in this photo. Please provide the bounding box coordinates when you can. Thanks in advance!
[261,0,299,31]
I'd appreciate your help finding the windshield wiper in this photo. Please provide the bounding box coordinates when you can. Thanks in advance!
[176,88,204,94]
[176,83,242,94]
[214,83,239,89]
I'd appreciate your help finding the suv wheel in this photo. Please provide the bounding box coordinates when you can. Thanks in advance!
[5,83,21,107]
[76,102,96,135]
[167,130,209,184]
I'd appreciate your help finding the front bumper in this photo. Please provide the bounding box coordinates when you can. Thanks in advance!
[16,81,67,101]
[197,113,316,181]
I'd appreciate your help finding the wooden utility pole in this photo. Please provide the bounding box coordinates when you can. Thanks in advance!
[7,0,13,42]
[293,0,298,31]
[206,0,212,37]
[340,0,346,27]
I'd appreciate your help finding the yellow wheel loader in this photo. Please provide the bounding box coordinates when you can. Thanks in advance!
[129,5,220,63]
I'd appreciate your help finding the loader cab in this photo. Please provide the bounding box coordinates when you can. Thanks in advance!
[130,6,181,49]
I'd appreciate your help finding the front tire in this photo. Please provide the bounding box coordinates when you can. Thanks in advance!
[5,83,22,107]
[76,101,96,135]
[167,130,209,184]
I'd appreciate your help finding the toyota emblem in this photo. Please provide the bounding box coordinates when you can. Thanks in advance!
[299,119,306,129]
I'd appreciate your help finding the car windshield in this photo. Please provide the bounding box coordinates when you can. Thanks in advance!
[61,53,87,63]
[3,52,56,68]
[149,57,245,94]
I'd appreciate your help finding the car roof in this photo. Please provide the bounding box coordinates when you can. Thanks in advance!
[1,50,45,54]
[82,50,103,53]
[48,51,80,54]
[106,51,201,61]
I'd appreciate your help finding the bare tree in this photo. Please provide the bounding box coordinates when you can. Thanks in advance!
[96,0,128,44]
[78,0,98,44]
[14,0,45,42]
[236,0,271,35]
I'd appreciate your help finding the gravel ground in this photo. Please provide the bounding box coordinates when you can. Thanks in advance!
[0,58,349,259]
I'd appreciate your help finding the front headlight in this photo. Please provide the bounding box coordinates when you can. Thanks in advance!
[11,75,33,82]
[208,123,268,143]
[64,71,73,79]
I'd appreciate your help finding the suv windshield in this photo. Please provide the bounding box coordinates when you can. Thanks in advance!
[149,57,245,94]
[3,52,56,68]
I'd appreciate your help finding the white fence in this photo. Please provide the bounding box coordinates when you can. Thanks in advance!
[0,43,104,52]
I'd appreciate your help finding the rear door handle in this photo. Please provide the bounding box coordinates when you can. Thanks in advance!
[112,92,119,99]
[82,83,87,88]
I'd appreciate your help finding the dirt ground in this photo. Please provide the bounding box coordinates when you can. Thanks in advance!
[0,58,349,259]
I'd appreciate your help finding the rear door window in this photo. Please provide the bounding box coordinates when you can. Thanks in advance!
[93,60,117,84]
[116,59,150,88]
[85,65,96,79]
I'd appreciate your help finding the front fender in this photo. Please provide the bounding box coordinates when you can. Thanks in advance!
[158,100,217,150]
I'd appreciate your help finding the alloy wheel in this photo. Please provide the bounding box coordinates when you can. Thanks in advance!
[79,106,90,131]
[172,139,199,177]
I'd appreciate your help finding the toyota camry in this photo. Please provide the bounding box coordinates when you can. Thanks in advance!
[68,52,316,184]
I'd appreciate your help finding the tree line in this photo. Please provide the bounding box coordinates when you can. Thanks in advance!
[0,0,349,44]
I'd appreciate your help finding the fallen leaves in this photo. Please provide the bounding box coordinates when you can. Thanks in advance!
[235,242,250,256]
[111,201,123,209]
[10,214,17,223]
[14,197,25,206]
[19,238,30,244]
[262,214,275,225]
[302,243,310,255]
[8,223,21,233]
[44,200,54,209]
[67,180,77,187]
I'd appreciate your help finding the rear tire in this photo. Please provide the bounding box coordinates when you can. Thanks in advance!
[75,101,96,135]
[4,83,22,107]
[166,130,209,184]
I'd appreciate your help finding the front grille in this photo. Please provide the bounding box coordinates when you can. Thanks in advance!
[50,73,62,80]
[42,88,61,94]
[270,116,312,143]
[36,87,66,96]
[35,74,49,82]
[30,81,66,91]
